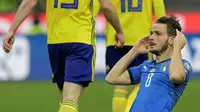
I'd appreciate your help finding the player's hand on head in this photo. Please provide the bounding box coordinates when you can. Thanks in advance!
[132,36,149,54]
[3,32,15,53]
[115,32,125,48]
[174,29,186,49]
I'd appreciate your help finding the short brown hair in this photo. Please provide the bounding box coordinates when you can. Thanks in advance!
[156,15,182,37]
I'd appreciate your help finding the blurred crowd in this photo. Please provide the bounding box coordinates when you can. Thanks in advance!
[0,0,46,12]
[0,0,46,35]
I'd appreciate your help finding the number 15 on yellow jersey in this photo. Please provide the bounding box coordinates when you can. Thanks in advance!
[54,0,78,9]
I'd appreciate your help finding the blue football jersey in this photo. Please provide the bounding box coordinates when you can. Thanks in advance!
[128,59,192,112]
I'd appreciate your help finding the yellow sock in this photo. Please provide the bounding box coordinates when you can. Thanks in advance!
[112,89,128,112]
[124,84,140,112]
[58,100,78,112]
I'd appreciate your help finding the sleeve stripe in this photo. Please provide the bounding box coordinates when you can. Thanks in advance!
[128,69,134,84]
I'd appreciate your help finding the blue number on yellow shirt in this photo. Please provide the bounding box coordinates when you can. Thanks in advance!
[54,0,78,9]
[121,0,142,13]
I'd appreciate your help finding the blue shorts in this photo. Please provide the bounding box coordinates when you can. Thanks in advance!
[48,43,95,89]
[106,46,149,74]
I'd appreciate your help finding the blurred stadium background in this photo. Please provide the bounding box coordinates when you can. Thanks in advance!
[0,0,200,112]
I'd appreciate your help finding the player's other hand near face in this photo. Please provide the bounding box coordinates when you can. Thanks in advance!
[3,32,15,53]
[132,36,149,54]
[115,32,125,48]
[173,29,186,50]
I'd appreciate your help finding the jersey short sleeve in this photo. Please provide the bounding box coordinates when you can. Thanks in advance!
[128,63,144,84]
[183,60,193,81]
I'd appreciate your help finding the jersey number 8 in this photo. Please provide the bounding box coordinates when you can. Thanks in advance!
[121,0,142,13]
[54,0,78,9]
[145,73,154,87]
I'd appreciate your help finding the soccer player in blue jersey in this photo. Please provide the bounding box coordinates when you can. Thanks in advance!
[104,1,165,111]
[106,15,193,112]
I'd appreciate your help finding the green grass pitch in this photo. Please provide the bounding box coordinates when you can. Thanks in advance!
[0,79,199,112]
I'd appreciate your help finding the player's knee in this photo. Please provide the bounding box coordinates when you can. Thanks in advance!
[62,82,84,102]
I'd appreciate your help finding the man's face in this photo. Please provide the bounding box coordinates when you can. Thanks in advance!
[149,23,171,55]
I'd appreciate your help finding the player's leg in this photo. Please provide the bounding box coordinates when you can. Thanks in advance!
[113,85,128,112]
[106,46,129,112]
[59,82,83,112]
[124,53,150,112]
[59,43,95,112]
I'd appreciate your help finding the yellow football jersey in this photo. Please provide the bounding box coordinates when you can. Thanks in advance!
[94,0,100,17]
[105,0,166,46]
[46,0,95,45]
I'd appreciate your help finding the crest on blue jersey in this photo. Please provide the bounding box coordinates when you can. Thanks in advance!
[150,68,156,72]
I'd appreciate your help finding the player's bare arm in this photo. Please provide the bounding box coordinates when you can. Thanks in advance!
[98,0,125,47]
[105,36,149,85]
[3,0,38,53]
[105,49,137,85]
[169,30,187,84]
[98,0,122,33]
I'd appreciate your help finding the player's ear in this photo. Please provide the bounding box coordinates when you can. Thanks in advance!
[168,36,174,45]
